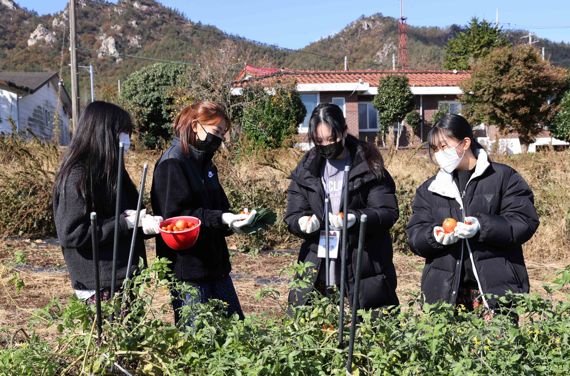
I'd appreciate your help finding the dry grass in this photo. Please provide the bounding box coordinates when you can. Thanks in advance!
[0,139,568,257]
[385,148,570,262]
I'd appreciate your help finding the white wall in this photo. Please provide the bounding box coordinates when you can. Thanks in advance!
[17,79,70,144]
[0,89,18,134]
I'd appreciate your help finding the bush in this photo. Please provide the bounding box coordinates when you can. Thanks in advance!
[216,147,301,253]
[121,63,189,149]
[240,83,306,150]
[552,90,570,142]
[0,135,59,238]
[405,110,421,132]
[1,258,569,375]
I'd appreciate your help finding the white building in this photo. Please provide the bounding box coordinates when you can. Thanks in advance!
[0,71,71,144]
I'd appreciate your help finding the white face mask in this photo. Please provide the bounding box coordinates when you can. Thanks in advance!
[434,142,465,173]
[119,132,131,153]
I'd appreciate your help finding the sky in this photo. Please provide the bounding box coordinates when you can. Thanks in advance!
[15,0,570,49]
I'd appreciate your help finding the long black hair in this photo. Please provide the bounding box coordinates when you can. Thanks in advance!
[308,103,385,177]
[427,114,486,161]
[53,101,134,212]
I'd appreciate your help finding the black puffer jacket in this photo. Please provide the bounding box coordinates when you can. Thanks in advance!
[151,138,232,282]
[53,165,146,290]
[285,136,399,309]
[406,150,539,306]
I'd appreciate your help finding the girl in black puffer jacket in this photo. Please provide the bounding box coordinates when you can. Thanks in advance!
[406,114,539,312]
[285,103,399,309]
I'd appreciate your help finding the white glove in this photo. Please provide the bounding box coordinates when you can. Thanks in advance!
[454,217,481,239]
[328,212,356,230]
[231,210,257,233]
[221,212,249,227]
[433,226,459,245]
[298,214,320,234]
[123,209,146,229]
[141,214,163,235]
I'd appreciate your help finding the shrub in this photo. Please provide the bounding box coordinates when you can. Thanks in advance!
[552,90,570,143]
[240,83,306,150]
[1,258,569,375]
[405,110,421,132]
[121,63,189,149]
[0,135,59,238]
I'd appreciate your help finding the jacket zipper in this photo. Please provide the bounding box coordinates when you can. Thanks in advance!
[460,188,490,310]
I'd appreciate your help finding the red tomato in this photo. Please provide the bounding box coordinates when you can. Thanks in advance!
[442,218,457,234]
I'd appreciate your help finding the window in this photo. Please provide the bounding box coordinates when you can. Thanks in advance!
[299,93,319,132]
[358,102,379,131]
[438,100,462,115]
[332,97,345,116]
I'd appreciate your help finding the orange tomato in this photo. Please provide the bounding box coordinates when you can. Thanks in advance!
[167,224,174,232]
[442,218,457,234]
[175,219,187,230]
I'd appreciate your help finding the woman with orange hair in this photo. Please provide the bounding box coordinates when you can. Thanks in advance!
[151,101,252,324]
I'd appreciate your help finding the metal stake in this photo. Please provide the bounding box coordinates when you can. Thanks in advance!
[90,212,102,340]
[110,143,124,299]
[125,164,148,282]
[324,197,330,288]
[346,214,367,374]
[338,165,350,348]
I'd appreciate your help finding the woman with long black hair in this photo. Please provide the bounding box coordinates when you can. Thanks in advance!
[406,114,539,313]
[53,101,162,302]
[285,103,399,309]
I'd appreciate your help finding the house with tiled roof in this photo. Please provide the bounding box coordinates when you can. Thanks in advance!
[0,71,71,144]
[233,65,470,148]
[234,65,569,153]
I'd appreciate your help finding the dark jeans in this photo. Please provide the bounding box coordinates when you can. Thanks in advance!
[171,274,245,325]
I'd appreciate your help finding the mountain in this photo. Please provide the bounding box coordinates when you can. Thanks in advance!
[284,14,457,70]
[1,1,568,97]
[286,13,570,70]
[0,0,291,98]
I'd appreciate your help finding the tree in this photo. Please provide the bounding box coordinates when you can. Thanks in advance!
[444,18,509,70]
[373,75,415,149]
[240,83,306,150]
[552,90,570,142]
[121,63,189,149]
[461,45,568,150]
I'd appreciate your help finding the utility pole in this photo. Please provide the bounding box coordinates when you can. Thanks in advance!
[69,0,79,133]
[495,8,499,27]
[89,64,94,102]
[398,0,409,70]
[344,56,348,71]
[520,32,537,45]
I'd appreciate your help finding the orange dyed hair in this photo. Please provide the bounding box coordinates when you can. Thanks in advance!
[173,101,230,154]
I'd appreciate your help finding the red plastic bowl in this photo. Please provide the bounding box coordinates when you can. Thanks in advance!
[158,216,201,251]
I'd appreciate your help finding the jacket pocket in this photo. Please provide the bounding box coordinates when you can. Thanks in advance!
[505,259,522,288]
[358,274,398,309]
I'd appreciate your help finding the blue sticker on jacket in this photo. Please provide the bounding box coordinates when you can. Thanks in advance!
[208,171,214,178]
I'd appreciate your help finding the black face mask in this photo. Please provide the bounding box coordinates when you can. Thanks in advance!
[195,132,222,157]
[316,140,344,160]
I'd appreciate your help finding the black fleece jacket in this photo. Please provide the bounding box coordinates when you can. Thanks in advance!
[53,165,146,290]
[151,138,232,282]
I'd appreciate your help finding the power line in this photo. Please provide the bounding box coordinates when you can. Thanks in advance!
[500,22,570,30]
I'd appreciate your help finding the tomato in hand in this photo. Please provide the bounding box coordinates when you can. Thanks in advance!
[442,218,457,234]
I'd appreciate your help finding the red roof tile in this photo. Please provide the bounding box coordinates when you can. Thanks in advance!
[234,65,470,88]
